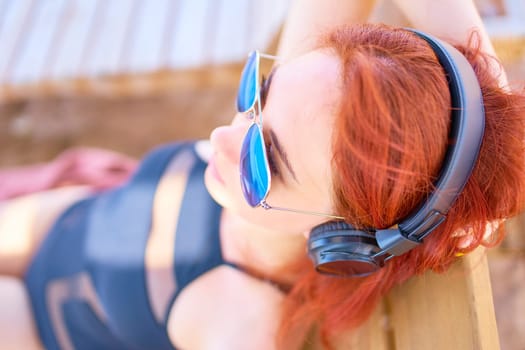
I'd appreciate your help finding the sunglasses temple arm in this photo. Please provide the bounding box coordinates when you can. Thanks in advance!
[259,53,279,60]
[255,53,279,124]
[260,202,345,220]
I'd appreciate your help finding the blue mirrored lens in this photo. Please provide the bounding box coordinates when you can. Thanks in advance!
[236,51,258,112]
[240,123,270,207]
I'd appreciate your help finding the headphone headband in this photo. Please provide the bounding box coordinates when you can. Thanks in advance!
[308,29,485,277]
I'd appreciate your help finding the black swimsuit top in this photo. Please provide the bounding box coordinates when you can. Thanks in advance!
[25,142,235,349]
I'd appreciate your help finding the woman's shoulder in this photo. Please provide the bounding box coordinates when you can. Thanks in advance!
[166,265,284,349]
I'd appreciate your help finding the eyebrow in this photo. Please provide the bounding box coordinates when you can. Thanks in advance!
[264,65,279,87]
[268,128,298,183]
[261,67,278,99]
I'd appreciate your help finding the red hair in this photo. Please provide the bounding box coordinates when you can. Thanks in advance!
[276,24,525,349]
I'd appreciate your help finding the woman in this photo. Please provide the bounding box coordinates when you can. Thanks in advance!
[1,20,525,350]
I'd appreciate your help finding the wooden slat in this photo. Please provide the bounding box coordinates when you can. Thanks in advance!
[336,300,390,350]
[386,248,500,350]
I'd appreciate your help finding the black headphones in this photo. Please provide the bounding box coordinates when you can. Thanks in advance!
[308,29,486,277]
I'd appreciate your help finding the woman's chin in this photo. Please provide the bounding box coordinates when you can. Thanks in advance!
[204,167,233,208]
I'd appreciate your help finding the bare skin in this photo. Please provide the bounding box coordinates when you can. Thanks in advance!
[0,186,92,349]
[0,1,501,348]
[0,49,342,349]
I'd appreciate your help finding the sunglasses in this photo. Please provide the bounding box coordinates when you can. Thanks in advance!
[237,50,344,220]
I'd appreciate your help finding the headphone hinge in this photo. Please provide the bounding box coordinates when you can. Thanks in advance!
[376,211,447,257]
[376,229,421,256]
[405,210,447,240]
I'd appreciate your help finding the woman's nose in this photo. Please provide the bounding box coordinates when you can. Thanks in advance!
[209,117,247,164]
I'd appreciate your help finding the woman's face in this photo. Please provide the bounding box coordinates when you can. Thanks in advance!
[205,50,342,234]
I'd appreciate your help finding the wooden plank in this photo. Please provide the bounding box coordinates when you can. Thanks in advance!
[8,0,66,84]
[463,248,502,350]
[386,247,500,350]
[335,300,391,350]
[48,0,99,80]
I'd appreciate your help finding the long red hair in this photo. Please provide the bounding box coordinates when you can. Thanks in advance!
[277,24,525,349]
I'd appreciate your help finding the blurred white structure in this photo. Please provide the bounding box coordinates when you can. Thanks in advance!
[0,0,290,102]
[478,0,525,38]
[0,0,523,103]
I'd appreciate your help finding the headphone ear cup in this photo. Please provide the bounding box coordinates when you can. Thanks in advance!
[309,221,358,239]
[308,221,383,277]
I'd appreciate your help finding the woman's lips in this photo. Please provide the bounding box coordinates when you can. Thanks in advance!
[207,155,225,185]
